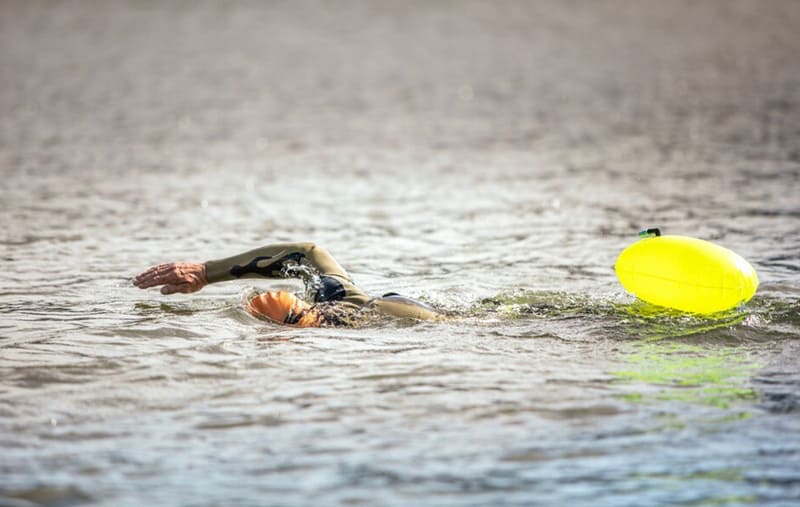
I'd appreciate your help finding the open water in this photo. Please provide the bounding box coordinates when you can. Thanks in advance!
[1,1,799,506]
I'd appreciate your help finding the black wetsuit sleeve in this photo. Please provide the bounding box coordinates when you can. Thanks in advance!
[204,242,351,283]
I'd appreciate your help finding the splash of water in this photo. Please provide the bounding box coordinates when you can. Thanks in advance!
[280,261,323,302]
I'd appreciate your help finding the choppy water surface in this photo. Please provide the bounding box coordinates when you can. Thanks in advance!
[1,1,799,506]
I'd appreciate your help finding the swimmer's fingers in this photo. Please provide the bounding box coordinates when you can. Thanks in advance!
[134,262,207,293]
[133,263,173,288]
[134,263,183,288]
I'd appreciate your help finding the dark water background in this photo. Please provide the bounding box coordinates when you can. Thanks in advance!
[1,1,799,506]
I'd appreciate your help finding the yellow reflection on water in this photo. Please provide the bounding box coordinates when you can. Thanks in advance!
[612,341,761,409]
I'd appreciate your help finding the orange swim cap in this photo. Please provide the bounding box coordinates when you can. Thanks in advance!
[247,291,321,327]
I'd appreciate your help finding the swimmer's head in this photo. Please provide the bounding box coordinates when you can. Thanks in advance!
[247,291,321,327]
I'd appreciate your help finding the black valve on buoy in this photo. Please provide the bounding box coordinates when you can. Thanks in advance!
[638,228,661,238]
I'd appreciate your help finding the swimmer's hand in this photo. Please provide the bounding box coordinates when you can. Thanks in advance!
[133,262,208,295]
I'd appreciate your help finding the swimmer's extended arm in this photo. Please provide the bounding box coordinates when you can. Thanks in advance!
[204,242,349,283]
[134,242,350,295]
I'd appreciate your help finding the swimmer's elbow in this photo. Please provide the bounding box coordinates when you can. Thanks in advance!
[295,242,318,254]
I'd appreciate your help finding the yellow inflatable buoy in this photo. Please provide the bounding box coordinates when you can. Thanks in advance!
[615,229,759,314]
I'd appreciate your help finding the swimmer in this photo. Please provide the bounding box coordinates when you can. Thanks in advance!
[133,242,441,327]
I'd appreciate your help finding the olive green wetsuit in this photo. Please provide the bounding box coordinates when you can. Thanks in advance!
[205,242,440,322]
